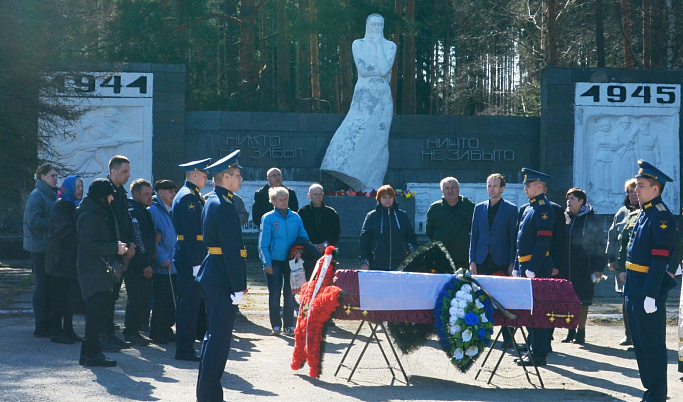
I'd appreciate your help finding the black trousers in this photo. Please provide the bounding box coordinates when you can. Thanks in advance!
[83,291,111,357]
[123,269,152,334]
[176,272,203,355]
[48,275,78,336]
[151,273,177,339]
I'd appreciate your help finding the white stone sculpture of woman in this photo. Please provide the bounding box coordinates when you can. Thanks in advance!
[320,14,397,191]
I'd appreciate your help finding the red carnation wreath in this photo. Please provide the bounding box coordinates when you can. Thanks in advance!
[291,246,343,378]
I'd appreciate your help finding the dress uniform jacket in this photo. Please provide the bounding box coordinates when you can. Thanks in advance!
[196,187,247,293]
[516,194,555,278]
[172,181,206,277]
[625,195,678,298]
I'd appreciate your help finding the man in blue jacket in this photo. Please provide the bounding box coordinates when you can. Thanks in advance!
[172,158,211,361]
[196,150,248,402]
[148,179,178,345]
[469,173,518,276]
[514,168,555,367]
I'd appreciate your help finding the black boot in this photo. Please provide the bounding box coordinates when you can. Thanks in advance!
[561,329,575,343]
[79,341,87,365]
[84,353,117,367]
[573,328,586,344]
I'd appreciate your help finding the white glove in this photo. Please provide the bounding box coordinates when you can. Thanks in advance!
[192,265,201,277]
[231,291,244,305]
[644,296,657,314]
[525,270,536,279]
[512,270,521,277]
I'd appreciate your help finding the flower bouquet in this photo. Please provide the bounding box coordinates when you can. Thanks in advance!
[434,274,495,372]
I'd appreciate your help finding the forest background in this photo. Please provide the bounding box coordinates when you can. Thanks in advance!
[1,0,681,207]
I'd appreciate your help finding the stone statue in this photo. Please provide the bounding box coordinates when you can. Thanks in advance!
[320,13,397,191]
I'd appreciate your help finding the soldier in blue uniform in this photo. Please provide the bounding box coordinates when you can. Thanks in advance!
[196,150,247,402]
[625,160,678,402]
[172,158,211,362]
[514,168,555,366]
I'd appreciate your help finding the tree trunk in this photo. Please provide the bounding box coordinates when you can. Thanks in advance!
[595,0,605,67]
[295,0,310,112]
[391,0,401,104]
[401,0,415,114]
[308,0,320,112]
[546,0,558,66]
[276,0,290,110]
[621,0,635,67]
[338,34,353,112]
[666,0,674,68]
[239,0,256,100]
[643,0,652,68]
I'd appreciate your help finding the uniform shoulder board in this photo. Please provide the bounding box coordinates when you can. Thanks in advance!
[655,203,666,211]
[538,199,546,205]
[222,195,233,204]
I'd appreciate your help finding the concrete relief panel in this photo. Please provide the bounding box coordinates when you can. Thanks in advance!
[44,72,153,191]
[574,83,680,214]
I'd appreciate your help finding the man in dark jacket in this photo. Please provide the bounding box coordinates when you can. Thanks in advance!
[102,155,135,350]
[252,167,299,228]
[123,179,155,346]
[425,177,475,268]
[298,184,341,278]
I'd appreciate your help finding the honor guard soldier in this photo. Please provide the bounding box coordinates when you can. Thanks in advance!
[625,160,678,402]
[195,150,247,402]
[172,158,211,362]
[514,168,555,367]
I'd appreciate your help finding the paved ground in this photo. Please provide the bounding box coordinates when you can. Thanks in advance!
[0,260,682,401]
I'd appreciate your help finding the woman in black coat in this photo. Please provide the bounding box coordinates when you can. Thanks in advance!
[360,185,417,271]
[45,175,83,344]
[558,188,606,344]
[76,179,128,367]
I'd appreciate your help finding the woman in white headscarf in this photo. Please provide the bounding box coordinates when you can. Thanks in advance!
[320,13,397,192]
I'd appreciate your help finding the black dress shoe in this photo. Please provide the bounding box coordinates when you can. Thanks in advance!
[124,331,151,346]
[516,353,546,366]
[619,335,632,346]
[515,344,528,352]
[84,353,117,367]
[66,332,83,342]
[150,335,169,345]
[572,329,586,344]
[34,329,51,338]
[175,351,201,362]
[103,333,132,349]
[51,333,75,344]
[561,329,576,343]
[99,338,122,353]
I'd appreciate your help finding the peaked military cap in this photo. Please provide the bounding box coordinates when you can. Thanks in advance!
[521,167,552,184]
[635,159,673,183]
[206,150,242,174]
[179,158,211,172]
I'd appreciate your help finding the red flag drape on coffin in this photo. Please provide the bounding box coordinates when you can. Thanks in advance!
[493,278,581,329]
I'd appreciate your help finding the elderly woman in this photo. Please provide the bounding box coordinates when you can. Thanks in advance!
[258,187,309,336]
[77,179,129,367]
[557,188,606,344]
[23,163,59,338]
[45,175,84,344]
[360,185,417,271]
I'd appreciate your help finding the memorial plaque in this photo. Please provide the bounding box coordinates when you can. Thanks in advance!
[573,83,680,213]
